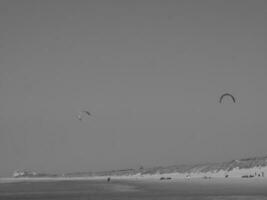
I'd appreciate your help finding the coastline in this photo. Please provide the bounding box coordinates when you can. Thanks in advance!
[1,167,267,184]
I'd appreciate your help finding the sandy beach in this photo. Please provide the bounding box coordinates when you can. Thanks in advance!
[1,171,267,183]
[1,176,267,199]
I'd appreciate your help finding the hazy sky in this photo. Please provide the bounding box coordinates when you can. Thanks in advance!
[0,0,267,177]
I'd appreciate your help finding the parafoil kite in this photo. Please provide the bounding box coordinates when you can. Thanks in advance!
[219,93,236,103]
[77,110,91,121]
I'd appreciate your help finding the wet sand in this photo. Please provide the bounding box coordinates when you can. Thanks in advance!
[1,177,267,199]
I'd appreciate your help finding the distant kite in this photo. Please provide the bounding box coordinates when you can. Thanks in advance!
[219,93,236,103]
[77,110,91,121]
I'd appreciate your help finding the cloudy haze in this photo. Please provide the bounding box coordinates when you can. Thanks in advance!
[0,0,267,177]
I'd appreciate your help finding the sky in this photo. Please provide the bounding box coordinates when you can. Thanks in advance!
[0,0,267,177]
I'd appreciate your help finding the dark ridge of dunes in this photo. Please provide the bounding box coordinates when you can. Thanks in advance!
[140,155,267,175]
[33,155,267,178]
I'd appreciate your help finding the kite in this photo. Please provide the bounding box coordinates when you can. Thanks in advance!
[77,110,91,121]
[219,93,236,103]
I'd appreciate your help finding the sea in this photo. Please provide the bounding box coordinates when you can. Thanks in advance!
[1,178,267,200]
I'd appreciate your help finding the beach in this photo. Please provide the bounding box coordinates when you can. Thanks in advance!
[1,176,267,199]
[2,158,267,199]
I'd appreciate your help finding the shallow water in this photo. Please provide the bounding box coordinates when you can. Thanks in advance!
[1,179,267,200]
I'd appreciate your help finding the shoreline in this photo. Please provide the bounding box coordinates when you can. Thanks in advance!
[1,173,267,184]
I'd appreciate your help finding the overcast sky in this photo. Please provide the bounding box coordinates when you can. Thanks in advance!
[0,0,267,177]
